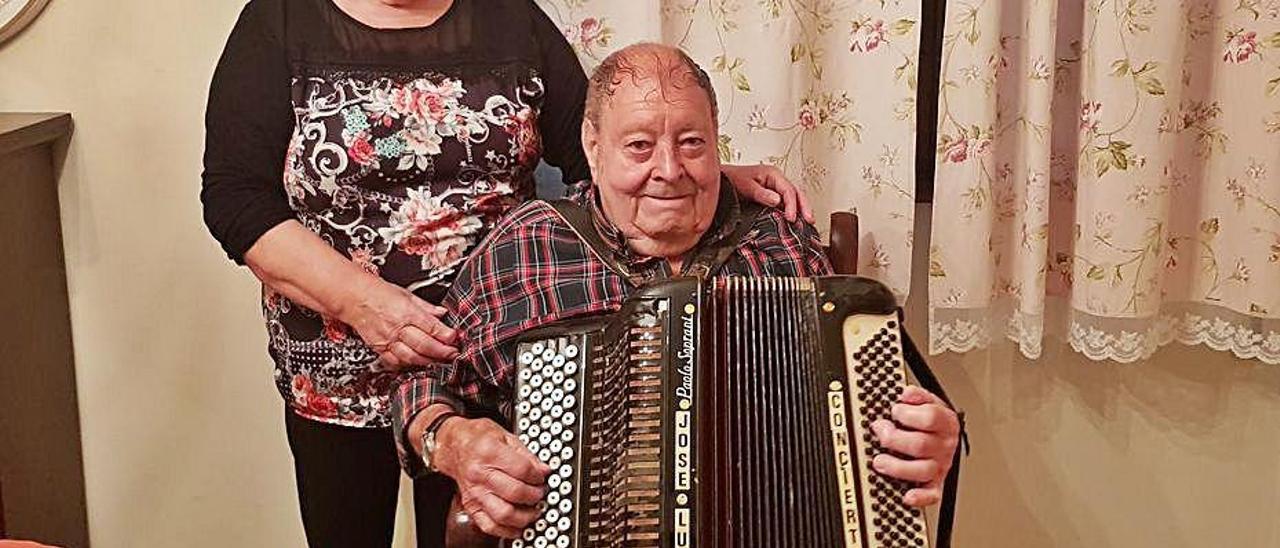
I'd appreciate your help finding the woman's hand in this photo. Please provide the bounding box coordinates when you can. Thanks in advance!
[722,163,815,224]
[244,221,460,371]
[340,276,460,371]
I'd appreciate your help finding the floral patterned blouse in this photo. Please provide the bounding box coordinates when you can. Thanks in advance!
[201,0,589,428]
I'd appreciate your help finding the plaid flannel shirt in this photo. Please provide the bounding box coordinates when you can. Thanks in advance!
[392,180,833,475]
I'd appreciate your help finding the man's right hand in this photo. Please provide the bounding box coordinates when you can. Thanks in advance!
[340,276,459,370]
[433,416,551,539]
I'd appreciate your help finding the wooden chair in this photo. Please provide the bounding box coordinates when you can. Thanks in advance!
[825,211,859,275]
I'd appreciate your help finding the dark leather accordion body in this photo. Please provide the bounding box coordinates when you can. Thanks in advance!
[509,275,930,548]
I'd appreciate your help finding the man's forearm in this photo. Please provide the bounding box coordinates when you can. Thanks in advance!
[244,220,378,320]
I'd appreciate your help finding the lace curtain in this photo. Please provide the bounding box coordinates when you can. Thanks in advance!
[928,0,1280,364]
[535,0,923,296]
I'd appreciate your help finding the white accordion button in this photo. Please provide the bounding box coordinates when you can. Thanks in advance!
[519,352,535,365]
[564,361,577,375]
[563,395,576,408]
[549,405,563,419]
[560,446,574,461]
[563,379,576,392]
[548,474,561,489]
[530,374,543,388]
[558,498,572,514]
[559,481,572,496]
[549,439,563,453]
[534,536,548,548]
[519,385,532,398]
[523,528,536,541]
[560,429,574,443]
[551,388,564,402]
[540,415,554,430]
[551,355,565,367]
[558,464,572,478]
[556,536,570,548]
[529,391,543,405]
[517,418,531,431]
[541,349,555,361]
[562,411,575,426]
[549,421,563,435]
[545,508,560,523]
[512,540,524,548]
[564,345,578,358]
[547,491,561,505]
[541,382,554,395]
[551,371,565,385]
[548,455,562,469]
[538,448,551,462]
[557,517,572,532]
[530,342,545,355]
[517,401,531,415]
[528,407,542,421]
[539,432,552,446]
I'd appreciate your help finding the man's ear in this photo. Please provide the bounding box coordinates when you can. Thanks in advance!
[582,118,600,176]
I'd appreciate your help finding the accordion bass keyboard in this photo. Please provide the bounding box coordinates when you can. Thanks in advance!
[508,276,929,548]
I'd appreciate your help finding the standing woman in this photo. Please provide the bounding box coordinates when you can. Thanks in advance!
[201,0,811,546]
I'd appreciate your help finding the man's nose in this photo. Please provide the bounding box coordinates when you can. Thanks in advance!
[650,143,682,182]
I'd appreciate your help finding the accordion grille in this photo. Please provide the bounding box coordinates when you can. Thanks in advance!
[718,277,844,547]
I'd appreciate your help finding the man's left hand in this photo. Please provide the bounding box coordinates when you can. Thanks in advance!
[722,163,815,224]
[870,385,961,508]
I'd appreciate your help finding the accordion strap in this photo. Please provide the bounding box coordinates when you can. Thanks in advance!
[543,197,765,283]
[543,198,639,283]
[899,323,967,548]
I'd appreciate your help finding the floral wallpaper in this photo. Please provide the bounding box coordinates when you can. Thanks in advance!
[929,0,1280,364]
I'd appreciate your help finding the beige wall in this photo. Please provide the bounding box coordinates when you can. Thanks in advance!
[0,2,415,547]
[1,2,1277,548]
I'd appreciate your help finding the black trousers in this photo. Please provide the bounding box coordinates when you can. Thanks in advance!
[285,408,456,548]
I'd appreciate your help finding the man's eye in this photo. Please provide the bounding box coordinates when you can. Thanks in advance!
[682,138,706,147]
[627,141,653,152]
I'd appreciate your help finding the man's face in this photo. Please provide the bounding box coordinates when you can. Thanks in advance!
[583,71,720,258]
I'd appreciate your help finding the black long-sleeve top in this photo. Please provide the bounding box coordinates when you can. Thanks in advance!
[200,0,589,427]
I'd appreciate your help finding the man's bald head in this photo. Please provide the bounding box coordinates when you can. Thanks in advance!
[583,43,718,128]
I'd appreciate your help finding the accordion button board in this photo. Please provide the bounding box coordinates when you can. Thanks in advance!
[837,315,929,548]
[506,276,931,548]
[513,338,589,548]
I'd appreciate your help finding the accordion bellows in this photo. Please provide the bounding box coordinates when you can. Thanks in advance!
[510,276,929,548]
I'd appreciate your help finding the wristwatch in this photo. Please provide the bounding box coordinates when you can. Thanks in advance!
[420,411,460,473]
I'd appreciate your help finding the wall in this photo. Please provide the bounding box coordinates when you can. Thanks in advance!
[1,1,1277,547]
[0,2,415,546]
[902,205,1280,548]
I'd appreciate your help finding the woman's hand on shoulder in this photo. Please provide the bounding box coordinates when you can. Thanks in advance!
[721,163,815,224]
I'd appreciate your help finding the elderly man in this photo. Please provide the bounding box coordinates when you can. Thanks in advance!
[392,43,960,539]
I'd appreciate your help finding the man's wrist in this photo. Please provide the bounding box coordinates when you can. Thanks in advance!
[409,404,455,455]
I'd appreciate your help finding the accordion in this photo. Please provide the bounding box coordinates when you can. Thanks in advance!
[506,275,930,548]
